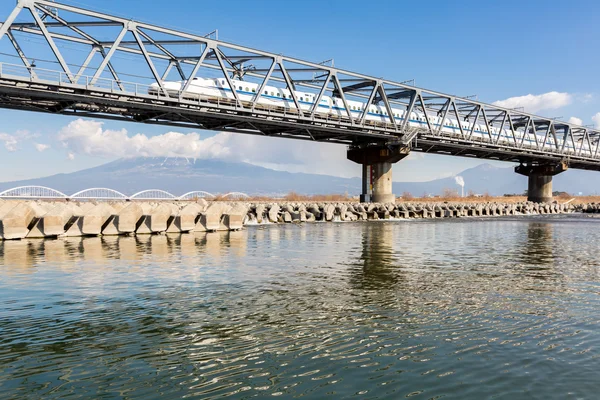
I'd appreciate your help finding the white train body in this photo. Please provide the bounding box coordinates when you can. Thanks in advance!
[150,77,589,156]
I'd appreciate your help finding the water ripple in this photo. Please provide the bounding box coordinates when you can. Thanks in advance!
[1,216,600,398]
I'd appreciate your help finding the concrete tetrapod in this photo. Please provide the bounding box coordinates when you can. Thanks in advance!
[137,203,179,234]
[0,201,48,240]
[27,203,83,238]
[78,203,116,236]
[101,202,144,236]
[222,203,248,231]
[196,202,231,232]
[167,203,204,233]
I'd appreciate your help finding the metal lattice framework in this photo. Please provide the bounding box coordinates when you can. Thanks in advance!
[0,186,217,200]
[0,185,67,199]
[0,1,599,170]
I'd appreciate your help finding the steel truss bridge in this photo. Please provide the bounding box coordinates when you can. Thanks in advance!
[0,0,599,171]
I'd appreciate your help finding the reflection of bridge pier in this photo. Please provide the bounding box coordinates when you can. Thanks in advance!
[520,222,555,268]
[350,223,402,290]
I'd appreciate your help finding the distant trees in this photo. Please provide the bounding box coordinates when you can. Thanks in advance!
[401,191,413,200]
[442,188,460,198]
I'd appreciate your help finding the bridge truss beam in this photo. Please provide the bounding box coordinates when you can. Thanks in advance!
[0,0,598,170]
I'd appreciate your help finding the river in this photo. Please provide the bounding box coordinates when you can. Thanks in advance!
[1,215,599,399]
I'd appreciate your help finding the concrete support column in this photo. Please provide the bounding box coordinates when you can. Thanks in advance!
[527,174,553,203]
[347,144,410,203]
[372,162,394,203]
[515,162,568,203]
[360,164,370,203]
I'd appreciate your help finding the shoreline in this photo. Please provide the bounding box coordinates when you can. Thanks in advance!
[0,199,595,241]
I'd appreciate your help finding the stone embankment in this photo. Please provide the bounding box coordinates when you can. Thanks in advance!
[0,199,587,241]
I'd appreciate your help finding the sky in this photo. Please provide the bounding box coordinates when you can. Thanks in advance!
[0,0,599,184]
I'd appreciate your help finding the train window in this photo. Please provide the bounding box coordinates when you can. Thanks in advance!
[239,86,242,90]
[301,98,304,102]
[264,91,268,95]
[270,92,274,96]
[252,89,256,93]
[245,87,249,92]
[277,93,280,97]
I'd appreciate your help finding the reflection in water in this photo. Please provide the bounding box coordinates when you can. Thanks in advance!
[522,222,554,266]
[1,217,600,399]
[351,222,403,289]
[0,231,248,271]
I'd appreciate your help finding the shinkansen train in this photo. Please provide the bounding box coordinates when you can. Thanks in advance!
[149,77,589,155]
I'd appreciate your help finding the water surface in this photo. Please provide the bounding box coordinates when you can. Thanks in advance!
[1,215,600,399]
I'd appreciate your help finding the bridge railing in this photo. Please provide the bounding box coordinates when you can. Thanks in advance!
[0,186,233,201]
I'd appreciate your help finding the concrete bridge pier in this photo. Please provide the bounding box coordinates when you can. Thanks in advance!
[348,145,410,203]
[515,162,568,203]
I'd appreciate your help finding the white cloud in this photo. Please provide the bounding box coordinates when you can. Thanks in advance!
[0,133,19,152]
[0,130,32,152]
[568,117,583,126]
[492,92,572,113]
[57,119,358,177]
[593,112,600,129]
[67,152,75,161]
[58,119,231,159]
[34,143,50,152]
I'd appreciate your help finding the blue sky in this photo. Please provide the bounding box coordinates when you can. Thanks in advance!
[0,0,599,183]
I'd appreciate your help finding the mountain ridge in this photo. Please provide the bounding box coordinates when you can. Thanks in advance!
[1,157,599,196]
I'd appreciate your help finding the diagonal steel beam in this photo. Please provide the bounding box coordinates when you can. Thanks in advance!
[377,82,397,130]
[520,117,531,148]
[214,47,242,107]
[494,111,508,145]
[451,100,465,139]
[585,129,593,157]
[161,60,175,80]
[436,98,451,135]
[90,24,128,86]
[507,113,518,146]
[540,122,552,151]
[278,60,303,117]
[33,6,126,88]
[28,6,75,83]
[550,124,559,150]
[417,93,433,132]
[561,127,570,153]
[252,58,276,110]
[332,73,355,125]
[0,4,23,41]
[481,107,493,141]
[360,83,378,125]
[132,27,167,96]
[311,72,331,118]
[531,119,540,150]
[181,45,209,93]
[74,46,97,82]
[467,106,481,140]
[6,31,37,80]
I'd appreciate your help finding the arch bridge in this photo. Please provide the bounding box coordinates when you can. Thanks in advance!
[0,186,226,201]
[0,0,598,202]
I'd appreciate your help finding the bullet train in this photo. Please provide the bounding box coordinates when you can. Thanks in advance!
[149,77,590,155]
